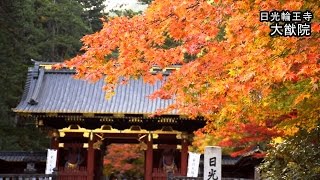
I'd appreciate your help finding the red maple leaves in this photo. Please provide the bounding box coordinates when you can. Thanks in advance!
[61,0,320,155]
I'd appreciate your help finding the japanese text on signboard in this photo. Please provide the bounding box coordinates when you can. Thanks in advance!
[187,152,201,177]
[260,10,313,37]
[207,157,218,180]
[204,146,221,180]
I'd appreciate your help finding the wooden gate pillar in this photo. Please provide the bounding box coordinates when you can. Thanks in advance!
[87,133,95,180]
[50,131,59,169]
[180,137,188,176]
[50,137,59,149]
[145,133,153,180]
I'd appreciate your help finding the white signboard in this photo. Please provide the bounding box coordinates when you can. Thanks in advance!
[187,152,201,177]
[45,149,58,174]
[204,146,221,180]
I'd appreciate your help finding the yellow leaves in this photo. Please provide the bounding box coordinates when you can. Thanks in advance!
[105,91,115,100]
[283,126,300,136]
[253,36,270,48]
[206,0,215,5]
[218,103,240,121]
[105,76,116,84]
[274,44,287,55]
[228,69,238,77]
[262,101,269,107]
[271,136,284,144]
[305,120,319,132]
[294,93,311,105]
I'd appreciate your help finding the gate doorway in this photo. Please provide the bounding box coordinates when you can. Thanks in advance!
[103,144,144,179]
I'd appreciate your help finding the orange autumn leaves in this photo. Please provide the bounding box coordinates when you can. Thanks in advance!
[103,144,144,176]
[61,0,320,153]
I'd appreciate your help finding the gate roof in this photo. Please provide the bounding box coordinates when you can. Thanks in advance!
[14,62,175,115]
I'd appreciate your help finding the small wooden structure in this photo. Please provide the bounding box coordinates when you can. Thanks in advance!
[0,151,46,174]
[14,62,205,180]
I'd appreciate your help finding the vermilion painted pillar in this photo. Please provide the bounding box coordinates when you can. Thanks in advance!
[180,139,188,176]
[87,138,95,180]
[50,137,59,149]
[145,134,153,180]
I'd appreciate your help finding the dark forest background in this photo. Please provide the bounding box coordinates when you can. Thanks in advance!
[0,0,106,150]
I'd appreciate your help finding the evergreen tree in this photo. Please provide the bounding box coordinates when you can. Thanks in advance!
[0,0,49,150]
[78,0,106,32]
[34,0,90,62]
[0,0,102,150]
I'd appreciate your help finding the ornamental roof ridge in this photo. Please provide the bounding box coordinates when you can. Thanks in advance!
[30,60,182,75]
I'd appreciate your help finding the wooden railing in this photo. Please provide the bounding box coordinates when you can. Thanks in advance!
[169,177,254,180]
[57,166,88,180]
[0,174,57,180]
[168,177,202,180]
[0,166,90,180]
[152,168,182,180]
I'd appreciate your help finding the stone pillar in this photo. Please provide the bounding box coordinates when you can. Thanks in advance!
[87,133,95,180]
[204,146,222,180]
[254,166,260,180]
[145,133,153,180]
[180,138,188,176]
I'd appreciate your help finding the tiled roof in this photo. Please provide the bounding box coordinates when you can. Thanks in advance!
[199,155,240,166]
[14,62,175,114]
[221,155,241,165]
[0,151,47,162]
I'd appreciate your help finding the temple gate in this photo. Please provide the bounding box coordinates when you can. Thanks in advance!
[13,62,206,180]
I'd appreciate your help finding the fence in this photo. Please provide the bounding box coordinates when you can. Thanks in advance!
[0,174,57,180]
[168,176,202,180]
[169,177,254,180]
[57,166,88,180]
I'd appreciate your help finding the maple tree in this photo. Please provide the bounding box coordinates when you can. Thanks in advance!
[103,144,144,178]
[59,0,320,154]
